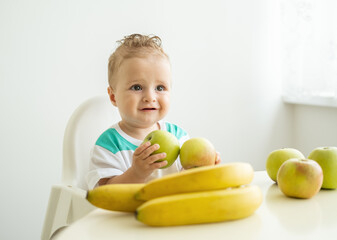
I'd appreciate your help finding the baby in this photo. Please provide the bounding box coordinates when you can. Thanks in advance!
[87,34,220,189]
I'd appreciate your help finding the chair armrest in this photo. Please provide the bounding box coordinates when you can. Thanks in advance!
[41,184,96,240]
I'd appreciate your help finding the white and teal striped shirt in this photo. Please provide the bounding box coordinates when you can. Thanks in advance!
[86,120,189,189]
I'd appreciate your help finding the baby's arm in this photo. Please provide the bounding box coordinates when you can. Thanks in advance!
[99,141,167,185]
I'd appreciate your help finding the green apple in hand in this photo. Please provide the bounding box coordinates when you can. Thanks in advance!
[277,158,323,199]
[180,137,216,169]
[266,148,305,182]
[308,147,337,189]
[143,130,180,169]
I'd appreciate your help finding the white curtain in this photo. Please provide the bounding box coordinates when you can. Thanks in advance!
[281,0,337,103]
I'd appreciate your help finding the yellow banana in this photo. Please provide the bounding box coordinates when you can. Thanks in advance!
[86,183,145,212]
[135,162,254,200]
[136,185,263,226]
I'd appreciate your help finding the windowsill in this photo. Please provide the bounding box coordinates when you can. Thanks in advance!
[283,95,337,108]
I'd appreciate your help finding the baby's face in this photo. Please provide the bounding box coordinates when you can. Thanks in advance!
[110,55,171,129]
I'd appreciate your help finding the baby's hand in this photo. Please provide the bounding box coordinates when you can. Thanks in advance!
[130,141,168,181]
[215,151,221,165]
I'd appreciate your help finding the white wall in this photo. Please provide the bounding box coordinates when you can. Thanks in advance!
[0,0,295,239]
[293,104,337,156]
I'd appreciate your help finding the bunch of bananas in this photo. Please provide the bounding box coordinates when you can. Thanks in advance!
[86,162,263,226]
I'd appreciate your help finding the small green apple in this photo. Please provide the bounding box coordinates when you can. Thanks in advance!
[143,130,180,169]
[180,137,216,169]
[277,158,323,199]
[266,148,305,182]
[308,146,337,189]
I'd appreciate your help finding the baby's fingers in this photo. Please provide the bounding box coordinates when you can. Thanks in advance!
[151,160,168,169]
[135,141,159,158]
[134,141,151,156]
[215,151,221,165]
[134,142,151,156]
[146,152,166,164]
[146,153,168,169]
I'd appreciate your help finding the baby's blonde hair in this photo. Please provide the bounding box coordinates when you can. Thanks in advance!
[108,34,169,87]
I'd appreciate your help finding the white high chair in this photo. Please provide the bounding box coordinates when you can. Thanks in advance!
[41,95,121,240]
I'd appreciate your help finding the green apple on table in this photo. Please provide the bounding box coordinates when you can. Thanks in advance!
[308,146,337,189]
[277,158,323,199]
[143,130,180,169]
[266,148,305,182]
[180,137,216,169]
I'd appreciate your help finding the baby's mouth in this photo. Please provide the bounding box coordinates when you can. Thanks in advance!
[142,108,157,110]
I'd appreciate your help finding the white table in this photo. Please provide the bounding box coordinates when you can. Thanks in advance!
[53,171,337,240]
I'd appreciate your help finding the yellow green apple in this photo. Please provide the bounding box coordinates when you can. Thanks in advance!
[180,137,216,169]
[143,130,180,169]
[277,158,323,199]
[266,148,305,182]
[308,146,337,189]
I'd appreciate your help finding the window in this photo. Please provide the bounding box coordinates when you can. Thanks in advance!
[281,0,337,107]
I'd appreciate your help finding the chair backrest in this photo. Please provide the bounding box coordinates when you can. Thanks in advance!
[62,95,120,190]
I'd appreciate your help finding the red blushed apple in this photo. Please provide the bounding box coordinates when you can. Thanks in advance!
[266,148,305,183]
[180,138,216,169]
[277,158,323,199]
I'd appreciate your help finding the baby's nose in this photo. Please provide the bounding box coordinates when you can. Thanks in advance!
[143,90,156,102]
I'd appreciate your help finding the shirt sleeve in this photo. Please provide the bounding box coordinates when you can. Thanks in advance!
[86,145,132,189]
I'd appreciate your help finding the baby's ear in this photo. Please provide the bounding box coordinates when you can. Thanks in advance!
[107,86,117,106]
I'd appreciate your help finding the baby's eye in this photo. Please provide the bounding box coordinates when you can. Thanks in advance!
[130,84,142,91]
[156,85,166,91]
